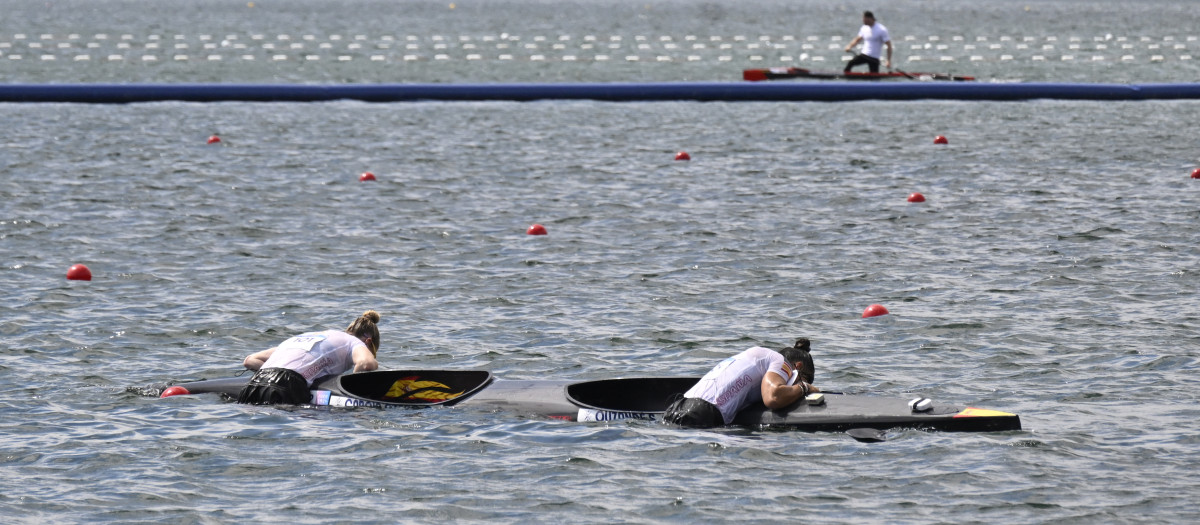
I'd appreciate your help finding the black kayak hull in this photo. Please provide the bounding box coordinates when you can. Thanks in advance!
[743,67,976,82]
[161,371,1021,433]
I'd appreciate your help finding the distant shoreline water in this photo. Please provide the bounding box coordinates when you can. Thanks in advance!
[1,0,1198,84]
[3,1,1200,523]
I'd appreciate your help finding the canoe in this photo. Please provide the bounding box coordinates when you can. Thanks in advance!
[744,67,975,82]
[160,370,1020,433]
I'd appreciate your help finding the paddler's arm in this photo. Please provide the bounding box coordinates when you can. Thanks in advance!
[351,344,378,373]
[243,347,277,371]
[885,40,893,68]
[761,371,815,409]
[844,35,864,53]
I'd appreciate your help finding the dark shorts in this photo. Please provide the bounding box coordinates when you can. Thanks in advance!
[844,53,881,73]
[236,368,311,405]
[662,395,725,428]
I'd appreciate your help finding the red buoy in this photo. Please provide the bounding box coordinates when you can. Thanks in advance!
[1191,168,1200,179]
[933,135,948,145]
[160,386,191,398]
[359,172,376,182]
[862,304,889,318]
[207,135,221,145]
[907,192,926,203]
[66,264,92,281]
[675,151,691,161]
[526,224,548,235]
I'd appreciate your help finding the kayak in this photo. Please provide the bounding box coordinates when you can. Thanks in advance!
[160,370,1021,434]
[744,67,975,82]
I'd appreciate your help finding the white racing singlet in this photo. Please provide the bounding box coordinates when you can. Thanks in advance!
[684,346,789,424]
[260,330,360,385]
[858,23,890,58]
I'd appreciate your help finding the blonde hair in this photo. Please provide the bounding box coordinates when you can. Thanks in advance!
[346,310,381,355]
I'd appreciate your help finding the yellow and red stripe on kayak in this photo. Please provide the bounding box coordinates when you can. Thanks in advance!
[384,377,465,401]
[953,407,1017,418]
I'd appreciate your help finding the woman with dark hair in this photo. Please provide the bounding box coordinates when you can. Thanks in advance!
[237,310,382,405]
[663,339,819,428]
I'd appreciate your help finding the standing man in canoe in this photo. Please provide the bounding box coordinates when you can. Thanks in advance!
[663,339,819,428]
[237,310,382,405]
[843,10,892,73]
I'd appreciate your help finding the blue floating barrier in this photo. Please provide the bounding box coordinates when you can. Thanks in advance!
[2,82,1200,103]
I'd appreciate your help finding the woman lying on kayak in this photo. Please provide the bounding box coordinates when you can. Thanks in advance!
[237,310,382,405]
[663,339,818,428]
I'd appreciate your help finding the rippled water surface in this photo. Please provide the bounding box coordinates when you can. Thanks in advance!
[3,1,1200,523]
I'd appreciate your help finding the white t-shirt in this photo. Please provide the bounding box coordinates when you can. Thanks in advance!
[857,23,891,58]
[684,346,790,424]
[261,330,361,385]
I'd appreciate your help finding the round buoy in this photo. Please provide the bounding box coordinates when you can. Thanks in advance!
[66,264,92,281]
[675,151,691,161]
[933,135,948,145]
[1191,168,1200,179]
[862,304,889,318]
[907,192,926,203]
[359,172,376,182]
[206,135,221,145]
[526,224,548,235]
[160,386,190,398]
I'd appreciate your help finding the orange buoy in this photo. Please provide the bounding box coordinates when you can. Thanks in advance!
[933,135,948,145]
[66,264,92,281]
[526,224,548,235]
[160,386,190,398]
[207,135,221,144]
[359,172,377,182]
[907,192,926,203]
[862,304,889,318]
[1191,168,1200,179]
[675,151,691,161]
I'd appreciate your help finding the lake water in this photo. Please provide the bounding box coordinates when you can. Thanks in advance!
[2,0,1199,523]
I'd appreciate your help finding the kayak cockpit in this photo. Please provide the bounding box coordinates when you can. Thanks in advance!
[313,369,493,407]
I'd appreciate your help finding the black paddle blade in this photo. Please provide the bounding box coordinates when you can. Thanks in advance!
[846,427,887,443]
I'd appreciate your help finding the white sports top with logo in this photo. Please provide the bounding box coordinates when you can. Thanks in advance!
[683,346,789,424]
[261,330,361,385]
